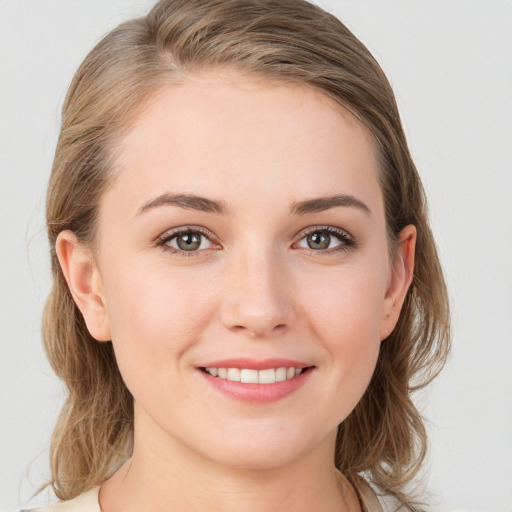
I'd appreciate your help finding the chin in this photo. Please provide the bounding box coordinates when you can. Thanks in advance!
[197,422,332,471]
[211,447,304,471]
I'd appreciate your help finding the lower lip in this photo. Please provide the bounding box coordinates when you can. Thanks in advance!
[198,368,313,404]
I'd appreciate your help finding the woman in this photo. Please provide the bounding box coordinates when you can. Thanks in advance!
[28,0,450,511]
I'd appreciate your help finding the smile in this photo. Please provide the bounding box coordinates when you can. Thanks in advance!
[198,359,314,403]
[202,366,304,384]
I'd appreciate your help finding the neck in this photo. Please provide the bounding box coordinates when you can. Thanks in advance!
[99,407,360,512]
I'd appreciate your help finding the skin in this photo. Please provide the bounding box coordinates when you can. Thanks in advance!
[57,71,416,512]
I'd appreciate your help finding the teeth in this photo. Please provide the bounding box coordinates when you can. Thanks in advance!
[240,369,258,384]
[226,368,241,382]
[258,368,275,384]
[205,366,304,383]
[275,367,287,382]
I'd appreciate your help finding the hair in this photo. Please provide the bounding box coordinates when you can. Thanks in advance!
[42,0,450,509]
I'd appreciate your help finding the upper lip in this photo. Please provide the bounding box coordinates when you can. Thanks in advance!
[198,358,312,370]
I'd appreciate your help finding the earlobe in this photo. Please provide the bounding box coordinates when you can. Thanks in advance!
[379,224,416,341]
[55,230,111,342]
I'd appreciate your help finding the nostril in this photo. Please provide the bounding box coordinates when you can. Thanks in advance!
[220,296,293,337]
[229,323,287,337]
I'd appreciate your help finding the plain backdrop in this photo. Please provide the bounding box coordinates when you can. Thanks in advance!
[1,1,511,511]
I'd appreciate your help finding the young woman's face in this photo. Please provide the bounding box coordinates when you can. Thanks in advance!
[83,72,412,470]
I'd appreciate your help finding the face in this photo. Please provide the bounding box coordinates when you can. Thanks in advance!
[60,71,414,471]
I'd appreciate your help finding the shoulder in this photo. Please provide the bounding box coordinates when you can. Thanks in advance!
[19,487,101,512]
[351,474,409,512]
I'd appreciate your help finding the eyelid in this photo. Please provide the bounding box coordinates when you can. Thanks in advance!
[154,224,356,257]
[155,225,221,256]
[292,225,356,252]
[293,224,353,240]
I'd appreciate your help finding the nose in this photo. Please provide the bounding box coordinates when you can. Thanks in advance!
[219,246,295,338]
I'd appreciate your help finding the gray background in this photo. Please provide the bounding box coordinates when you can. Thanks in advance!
[1,1,511,511]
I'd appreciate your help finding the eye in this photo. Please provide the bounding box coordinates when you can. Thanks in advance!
[295,226,355,253]
[157,228,216,255]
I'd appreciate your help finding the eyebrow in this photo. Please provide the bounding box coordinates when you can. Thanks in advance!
[137,192,370,217]
[138,193,229,215]
[290,194,371,216]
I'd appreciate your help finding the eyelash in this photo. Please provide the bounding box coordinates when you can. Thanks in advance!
[293,225,357,254]
[156,226,218,258]
[156,225,356,257]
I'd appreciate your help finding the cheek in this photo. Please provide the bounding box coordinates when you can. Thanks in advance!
[100,261,219,389]
[299,263,387,391]
[303,264,387,340]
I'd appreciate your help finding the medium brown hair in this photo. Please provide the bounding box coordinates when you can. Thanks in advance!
[42,0,450,508]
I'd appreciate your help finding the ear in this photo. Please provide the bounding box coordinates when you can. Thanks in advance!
[55,230,111,342]
[379,224,416,341]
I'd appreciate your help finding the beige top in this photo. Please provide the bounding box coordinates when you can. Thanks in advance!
[21,487,101,512]
[351,474,384,512]
[23,477,386,512]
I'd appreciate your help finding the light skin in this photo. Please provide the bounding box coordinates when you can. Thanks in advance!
[56,71,416,512]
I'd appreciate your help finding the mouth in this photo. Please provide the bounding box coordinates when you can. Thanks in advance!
[199,366,313,384]
[197,360,315,403]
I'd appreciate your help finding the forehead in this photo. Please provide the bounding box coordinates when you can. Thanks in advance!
[108,71,383,217]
